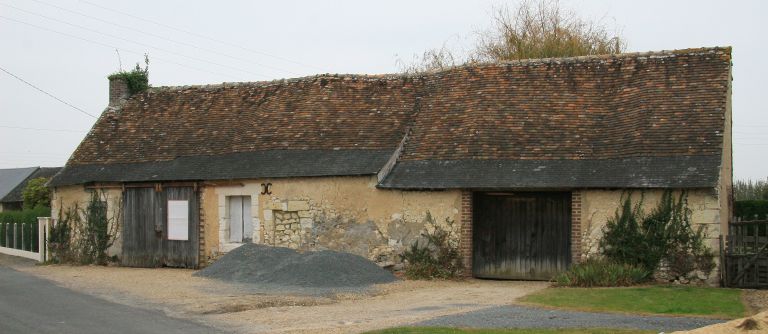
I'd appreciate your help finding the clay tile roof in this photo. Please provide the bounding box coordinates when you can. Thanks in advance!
[380,47,732,188]
[51,47,732,189]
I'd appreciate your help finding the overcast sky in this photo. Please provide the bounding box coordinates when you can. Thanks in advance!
[1,0,765,180]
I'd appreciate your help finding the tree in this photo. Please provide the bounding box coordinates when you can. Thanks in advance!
[397,43,463,74]
[22,177,52,209]
[402,0,626,73]
[476,0,625,61]
[734,178,768,201]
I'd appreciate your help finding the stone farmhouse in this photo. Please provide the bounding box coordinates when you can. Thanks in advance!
[49,47,733,280]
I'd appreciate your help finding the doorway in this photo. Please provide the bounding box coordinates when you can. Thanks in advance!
[473,192,572,280]
[227,196,254,243]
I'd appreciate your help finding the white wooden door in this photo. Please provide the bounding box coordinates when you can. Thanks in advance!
[228,196,254,243]
[228,196,243,242]
[242,196,253,242]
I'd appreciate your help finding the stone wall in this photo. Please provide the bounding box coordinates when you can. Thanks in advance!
[578,189,723,259]
[577,188,724,284]
[202,176,462,267]
[52,180,728,280]
[51,185,123,256]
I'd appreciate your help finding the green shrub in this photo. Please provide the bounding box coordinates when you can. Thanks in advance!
[400,212,463,280]
[554,258,649,287]
[734,200,768,220]
[598,194,647,268]
[22,177,52,210]
[599,191,715,279]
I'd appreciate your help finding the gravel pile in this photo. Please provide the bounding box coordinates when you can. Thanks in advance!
[194,244,396,293]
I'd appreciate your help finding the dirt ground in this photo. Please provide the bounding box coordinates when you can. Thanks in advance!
[672,310,768,334]
[744,289,768,314]
[11,262,547,333]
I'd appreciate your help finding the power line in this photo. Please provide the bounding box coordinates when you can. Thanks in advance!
[0,15,241,79]
[1,4,271,79]
[80,0,327,72]
[0,125,86,133]
[0,65,98,119]
[21,0,301,76]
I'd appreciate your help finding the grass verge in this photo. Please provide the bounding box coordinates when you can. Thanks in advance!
[520,285,745,319]
[365,328,654,334]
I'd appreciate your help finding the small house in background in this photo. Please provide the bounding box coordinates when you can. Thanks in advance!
[49,47,732,281]
[0,167,61,212]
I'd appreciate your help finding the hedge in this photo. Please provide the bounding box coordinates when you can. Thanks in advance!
[0,206,48,251]
[734,200,768,220]
[0,206,51,225]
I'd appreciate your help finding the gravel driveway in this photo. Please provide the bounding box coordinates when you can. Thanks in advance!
[415,305,726,332]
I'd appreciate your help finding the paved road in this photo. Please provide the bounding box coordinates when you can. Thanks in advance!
[0,265,219,334]
[416,304,725,332]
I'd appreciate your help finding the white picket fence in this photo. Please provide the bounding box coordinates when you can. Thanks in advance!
[0,217,50,262]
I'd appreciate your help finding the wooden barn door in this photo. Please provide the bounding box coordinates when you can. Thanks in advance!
[122,185,199,268]
[473,192,571,280]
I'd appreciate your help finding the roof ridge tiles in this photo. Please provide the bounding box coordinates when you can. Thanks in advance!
[147,46,731,92]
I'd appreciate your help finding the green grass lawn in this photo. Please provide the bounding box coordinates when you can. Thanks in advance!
[520,285,745,319]
[365,328,654,334]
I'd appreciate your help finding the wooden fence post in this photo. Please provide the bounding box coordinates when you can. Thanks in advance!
[719,235,726,287]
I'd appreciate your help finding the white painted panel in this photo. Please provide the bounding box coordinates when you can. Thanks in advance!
[0,247,40,261]
[243,196,253,242]
[229,196,243,242]
[167,200,189,241]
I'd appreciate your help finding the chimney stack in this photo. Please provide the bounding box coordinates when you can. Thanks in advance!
[108,76,130,107]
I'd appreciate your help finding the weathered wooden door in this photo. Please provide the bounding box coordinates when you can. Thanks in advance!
[122,186,199,268]
[473,192,571,280]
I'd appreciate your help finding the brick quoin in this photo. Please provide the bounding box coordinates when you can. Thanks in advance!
[198,186,206,268]
[460,190,473,276]
[571,190,582,265]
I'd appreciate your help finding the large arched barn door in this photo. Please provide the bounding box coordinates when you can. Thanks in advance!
[473,192,571,280]
[122,185,199,268]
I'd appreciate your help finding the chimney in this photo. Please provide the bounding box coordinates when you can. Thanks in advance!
[108,76,130,107]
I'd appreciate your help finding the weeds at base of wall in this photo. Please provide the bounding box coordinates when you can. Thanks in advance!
[400,212,463,280]
[554,258,650,287]
[49,191,121,265]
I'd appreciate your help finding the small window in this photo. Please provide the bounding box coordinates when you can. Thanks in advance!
[167,200,189,240]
